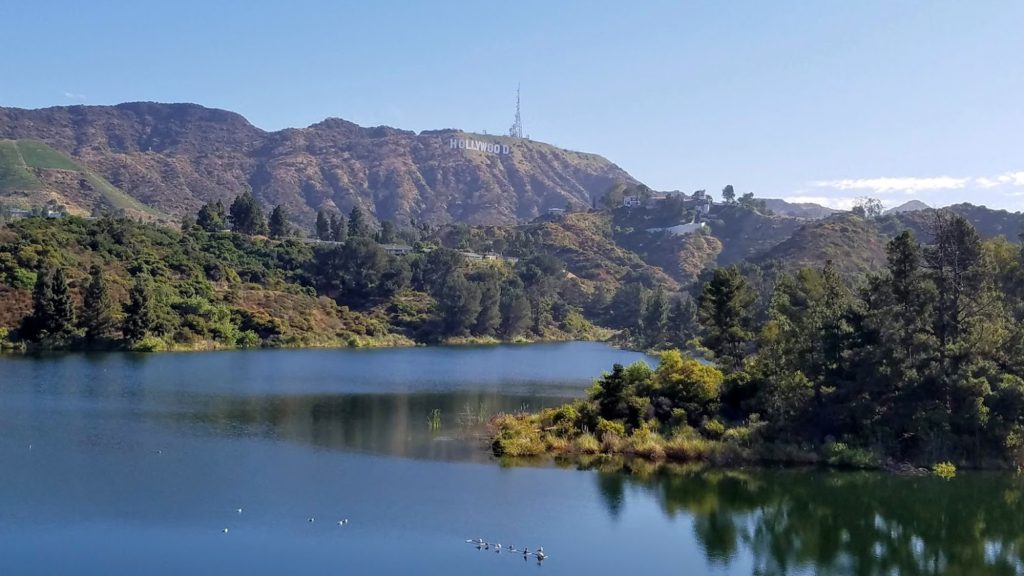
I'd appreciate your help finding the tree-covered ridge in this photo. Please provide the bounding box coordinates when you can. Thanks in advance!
[494,211,1024,468]
[0,200,608,350]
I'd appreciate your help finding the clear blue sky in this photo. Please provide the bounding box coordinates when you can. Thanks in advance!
[3,0,1023,210]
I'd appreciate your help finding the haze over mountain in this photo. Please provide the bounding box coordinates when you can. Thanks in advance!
[0,102,634,226]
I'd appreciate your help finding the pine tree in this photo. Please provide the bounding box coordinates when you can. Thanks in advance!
[315,210,331,241]
[641,288,669,346]
[698,267,755,368]
[330,213,347,242]
[229,191,268,235]
[122,275,155,345]
[22,269,55,341]
[196,201,226,232]
[268,205,289,239]
[722,184,736,203]
[348,206,369,238]
[81,264,115,344]
[48,267,76,340]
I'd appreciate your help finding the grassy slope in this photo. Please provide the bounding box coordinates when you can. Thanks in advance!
[0,140,162,218]
[0,140,45,193]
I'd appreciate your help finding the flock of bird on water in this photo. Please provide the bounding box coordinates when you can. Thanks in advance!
[219,508,349,534]
[216,510,548,563]
[466,538,548,562]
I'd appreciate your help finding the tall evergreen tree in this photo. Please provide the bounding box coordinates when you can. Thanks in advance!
[122,275,155,345]
[81,264,115,344]
[268,205,289,239]
[641,288,669,346]
[48,267,76,340]
[330,213,347,242]
[698,267,755,368]
[196,201,227,232]
[22,268,55,341]
[229,191,268,235]
[348,206,370,238]
[315,210,331,241]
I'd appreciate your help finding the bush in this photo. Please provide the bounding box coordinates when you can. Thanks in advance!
[702,418,726,439]
[664,432,718,461]
[933,461,957,479]
[491,414,545,457]
[596,417,626,438]
[573,433,601,454]
[626,426,665,459]
[824,441,879,469]
[131,335,166,352]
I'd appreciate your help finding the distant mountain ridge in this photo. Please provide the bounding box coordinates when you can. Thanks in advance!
[0,102,636,226]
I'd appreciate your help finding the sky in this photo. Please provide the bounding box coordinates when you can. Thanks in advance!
[2,0,1023,211]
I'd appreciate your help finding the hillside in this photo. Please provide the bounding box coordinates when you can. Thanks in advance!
[0,103,635,227]
[885,200,930,214]
[0,139,161,220]
[751,212,890,277]
[762,198,840,219]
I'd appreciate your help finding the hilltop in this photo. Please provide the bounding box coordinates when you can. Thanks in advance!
[0,102,635,226]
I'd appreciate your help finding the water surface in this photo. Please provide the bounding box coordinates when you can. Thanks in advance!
[1,343,1021,575]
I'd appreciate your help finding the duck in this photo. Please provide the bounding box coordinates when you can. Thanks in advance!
[221,528,229,534]
[507,545,517,552]
[536,547,547,560]
[523,547,530,556]
[236,508,243,514]
[308,517,315,523]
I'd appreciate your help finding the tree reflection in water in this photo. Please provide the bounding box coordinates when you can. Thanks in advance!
[583,460,1024,575]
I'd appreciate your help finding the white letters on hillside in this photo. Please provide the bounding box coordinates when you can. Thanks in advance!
[449,138,511,155]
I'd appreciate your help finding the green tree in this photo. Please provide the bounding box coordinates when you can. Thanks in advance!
[229,191,268,235]
[698,267,755,369]
[122,275,155,345]
[268,205,289,239]
[348,206,370,238]
[196,201,227,232]
[437,271,482,336]
[641,288,669,346]
[376,220,397,244]
[315,210,331,241]
[721,185,736,203]
[80,264,116,344]
[330,213,347,242]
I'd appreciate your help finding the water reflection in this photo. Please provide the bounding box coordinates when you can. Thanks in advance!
[185,391,570,462]
[584,461,1024,575]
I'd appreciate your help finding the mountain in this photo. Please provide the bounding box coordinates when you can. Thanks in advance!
[0,102,635,226]
[885,200,931,214]
[762,198,840,219]
[0,139,162,220]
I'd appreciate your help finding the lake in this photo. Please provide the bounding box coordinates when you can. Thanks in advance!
[1,342,1022,575]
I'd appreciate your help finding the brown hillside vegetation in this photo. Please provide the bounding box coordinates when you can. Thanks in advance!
[0,103,635,227]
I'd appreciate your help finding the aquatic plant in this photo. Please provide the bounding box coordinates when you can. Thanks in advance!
[427,408,442,431]
[933,461,957,479]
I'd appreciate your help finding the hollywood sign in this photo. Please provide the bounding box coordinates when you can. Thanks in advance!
[449,138,511,155]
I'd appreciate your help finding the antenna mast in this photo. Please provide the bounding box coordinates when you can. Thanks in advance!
[508,84,523,139]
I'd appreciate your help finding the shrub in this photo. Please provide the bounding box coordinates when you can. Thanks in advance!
[491,414,545,457]
[573,433,601,454]
[933,461,957,479]
[131,335,166,352]
[597,418,626,438]
[702,418,726,439]
[824,441,879,469]
[664,432,717,461]
[626,426,665,459]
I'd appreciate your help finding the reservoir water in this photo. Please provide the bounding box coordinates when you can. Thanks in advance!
[1,342,1022,575]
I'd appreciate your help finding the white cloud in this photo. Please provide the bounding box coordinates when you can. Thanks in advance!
[975,177,1000,189]
[812,176,969,195]
[63,92,87,101]
[782,195,862,210]
[996,171,1024,186]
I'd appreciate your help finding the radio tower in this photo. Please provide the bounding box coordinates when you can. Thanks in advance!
[508,84,523,139]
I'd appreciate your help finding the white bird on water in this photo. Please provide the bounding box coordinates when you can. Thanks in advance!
[236,508,243,514]
[536,547,547,560]
[221,528,229,534]
[308,517,315,523]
